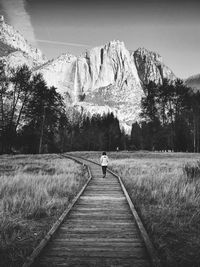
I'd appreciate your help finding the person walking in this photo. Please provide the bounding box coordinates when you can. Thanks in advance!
[100,151,109,178]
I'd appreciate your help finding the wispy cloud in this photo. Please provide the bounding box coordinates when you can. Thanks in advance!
[1,0,37,46]
[37,39,91,48]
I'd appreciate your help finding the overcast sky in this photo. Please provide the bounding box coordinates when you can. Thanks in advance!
[0,0,199,78]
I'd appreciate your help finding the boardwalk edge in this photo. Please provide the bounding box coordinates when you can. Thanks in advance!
[108,169,161,267]
[22,155,92,267]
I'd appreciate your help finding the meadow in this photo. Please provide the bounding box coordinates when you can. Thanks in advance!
[71,151,200,267]
[0,154,88,267]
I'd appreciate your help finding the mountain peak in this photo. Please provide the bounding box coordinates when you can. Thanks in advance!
[135,47,163,63]
[134,47,175,85]
[107,39,125,47]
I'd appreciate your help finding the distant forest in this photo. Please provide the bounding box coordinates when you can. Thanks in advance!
[0,64,200,154]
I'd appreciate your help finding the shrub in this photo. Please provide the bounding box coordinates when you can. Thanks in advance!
[183,161,200,182]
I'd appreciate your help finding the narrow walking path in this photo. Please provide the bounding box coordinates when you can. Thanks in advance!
[33,157,152,267]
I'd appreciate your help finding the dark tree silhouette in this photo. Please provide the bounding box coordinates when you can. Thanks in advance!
[0,64,33,153]
[138,78,195,152]
[20,74,65,153]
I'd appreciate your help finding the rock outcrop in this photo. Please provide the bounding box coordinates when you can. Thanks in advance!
[0,15,46,69]
[133,47,176,85]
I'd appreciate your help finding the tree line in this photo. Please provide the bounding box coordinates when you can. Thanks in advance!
[1,63,199,153]
[131,79,200,152]
[61,111,129,152]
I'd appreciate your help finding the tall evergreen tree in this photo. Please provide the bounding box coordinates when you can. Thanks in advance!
[140,78,194,152]
[0,64,33,153]
[20,74,65,153]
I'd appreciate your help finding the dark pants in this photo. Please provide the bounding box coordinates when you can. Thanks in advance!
[102,166,107,177]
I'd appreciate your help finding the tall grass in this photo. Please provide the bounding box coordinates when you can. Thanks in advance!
[110,157,200,267]
[0,154,88,267]
[73,151,200,267]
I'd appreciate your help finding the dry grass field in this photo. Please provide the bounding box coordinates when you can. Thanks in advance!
[0,154,88,267]
[71,151,200,267]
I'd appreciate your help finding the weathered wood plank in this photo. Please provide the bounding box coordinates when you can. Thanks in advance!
[58,228,139,233]
[64,221,135,226]
[57,233,139,239]
[66,214,133,218]
[46,244,145,251]
[71,206,131,210]
[67,213,131,217]
[50,241,145,249]
[41,249,147,258]
[53,239,143,243]
[37,257,151,267]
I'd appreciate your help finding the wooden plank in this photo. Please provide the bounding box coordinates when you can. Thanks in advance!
[68,210,132,215]
[65,214,133,218]
[64,221,135,226]
[41,249,147,258]
[75,204,128,207]
[61,222,137,227]
[71,206,131,210]
[47,244,145,250]
[37,257,151,267]
[58,227,138,233]
[51,237,141,242]
[59,228,138,233]
[47,244,144,249]
[55,233,140,239]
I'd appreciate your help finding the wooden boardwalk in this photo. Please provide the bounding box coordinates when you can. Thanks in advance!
[31,156,154,267]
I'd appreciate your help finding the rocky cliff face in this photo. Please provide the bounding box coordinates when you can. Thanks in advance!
[37,41,143,100]
[0,15,46,69]
[0,18,176,131]
[37,41,176,130]
[37,41,145,129]
[133,47,176,85]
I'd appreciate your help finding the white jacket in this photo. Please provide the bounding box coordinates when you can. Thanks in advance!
[100,155,109,166]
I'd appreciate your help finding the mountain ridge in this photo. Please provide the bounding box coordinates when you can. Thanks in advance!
[0,15,47,69]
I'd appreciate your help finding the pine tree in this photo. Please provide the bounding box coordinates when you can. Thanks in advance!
[0,64,33,153]
[20,74,65,153]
